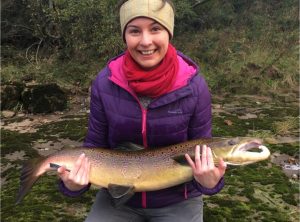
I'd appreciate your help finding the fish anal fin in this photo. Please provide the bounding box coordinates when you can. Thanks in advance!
[108,184,134,206]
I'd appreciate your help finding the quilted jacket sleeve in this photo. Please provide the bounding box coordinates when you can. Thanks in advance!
[83,73,109,148]
[188,75,212,139]
[188,75,225,195]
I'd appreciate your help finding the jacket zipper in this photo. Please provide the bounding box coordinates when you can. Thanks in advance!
[141,108,148,208]
[141,108,148,148]
[109,77,148,208]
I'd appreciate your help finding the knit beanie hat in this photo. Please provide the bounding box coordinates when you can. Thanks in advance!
[120,0,174,39]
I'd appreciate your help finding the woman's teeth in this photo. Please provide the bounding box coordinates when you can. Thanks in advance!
[141,50,154,55]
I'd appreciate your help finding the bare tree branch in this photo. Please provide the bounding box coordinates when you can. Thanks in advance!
[35,39,43,65]
[192,0,211,8]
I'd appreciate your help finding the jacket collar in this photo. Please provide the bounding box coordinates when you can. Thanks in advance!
[107,51,199,108]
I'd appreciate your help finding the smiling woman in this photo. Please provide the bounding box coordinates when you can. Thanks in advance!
[55,0,226,221]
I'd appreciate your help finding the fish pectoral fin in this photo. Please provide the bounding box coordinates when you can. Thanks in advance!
[108,184,135,206]
[115,142,144,151]
[172,155,192,166]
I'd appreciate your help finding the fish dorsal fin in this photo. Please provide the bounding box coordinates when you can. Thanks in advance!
[108,184,134,206]
[115,142,144,151]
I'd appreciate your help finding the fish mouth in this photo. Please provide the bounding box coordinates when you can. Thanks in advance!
[229,139,271,165]
[237,139,263,152]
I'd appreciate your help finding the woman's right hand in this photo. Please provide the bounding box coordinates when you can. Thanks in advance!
[57,153,91,191]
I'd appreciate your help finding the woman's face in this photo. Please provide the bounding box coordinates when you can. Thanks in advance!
[124,17,170,70]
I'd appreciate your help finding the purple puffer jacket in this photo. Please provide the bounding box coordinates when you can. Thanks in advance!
[59,51,224,208]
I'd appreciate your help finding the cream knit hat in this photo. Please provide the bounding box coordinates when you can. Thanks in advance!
[120,0,174,38]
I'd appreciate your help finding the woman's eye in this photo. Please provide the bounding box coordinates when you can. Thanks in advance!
[152,26,161,32]
[128,29,140,34]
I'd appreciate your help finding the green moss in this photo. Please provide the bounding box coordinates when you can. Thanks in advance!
[1,93,299,221]
[1,115,94,221]
[36,118,88,141]
[269,143,299,156]
[1,130,38,158]
[1,169,96,222]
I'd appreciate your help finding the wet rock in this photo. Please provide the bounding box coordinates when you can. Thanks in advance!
[275,93,297,103]
[16,113,26,117]
[238,113,258,119]
[269,136,300,144]
[22,83,67,113]
[282,164,300,178]
[213,104,222,109]
[291,174,298,180]
[224,119,233,126]
[4,150,26,161]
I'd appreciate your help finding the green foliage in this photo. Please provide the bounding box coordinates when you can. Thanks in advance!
[2,0,124,63]
[174,0,299,95]
[2,0,299,94]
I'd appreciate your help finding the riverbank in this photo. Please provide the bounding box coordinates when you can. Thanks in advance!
[1,93,299,221]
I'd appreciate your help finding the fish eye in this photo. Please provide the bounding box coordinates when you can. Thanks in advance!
[228,139,237,145]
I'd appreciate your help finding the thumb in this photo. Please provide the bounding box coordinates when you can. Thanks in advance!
[57,166,69,180]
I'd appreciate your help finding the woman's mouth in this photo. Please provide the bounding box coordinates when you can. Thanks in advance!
[140,50,155,55]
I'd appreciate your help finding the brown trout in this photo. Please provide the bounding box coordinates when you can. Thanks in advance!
[16,137,270,204]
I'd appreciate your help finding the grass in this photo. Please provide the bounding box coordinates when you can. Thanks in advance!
[1,55,102,92]
[272,117,299,135]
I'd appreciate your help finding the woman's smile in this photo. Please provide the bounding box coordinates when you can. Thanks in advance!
[139,49,155,55]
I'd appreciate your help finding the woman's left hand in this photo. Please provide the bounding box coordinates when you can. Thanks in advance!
[185,145,227,189]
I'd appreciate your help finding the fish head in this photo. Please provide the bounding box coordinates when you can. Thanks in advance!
[218,138,271,165]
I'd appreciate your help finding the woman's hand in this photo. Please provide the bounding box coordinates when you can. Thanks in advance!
[57,153,91,191]
[185,145,227,189]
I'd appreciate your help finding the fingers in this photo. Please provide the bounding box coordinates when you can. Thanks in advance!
[188,145,227,188]
[185,153,195,170]
[195,145,201,169]
[57,165,68,181]
[185,145,216,172]
[69,153,86,180]
[207,146,215,169]
[83,160,91,185]
[57,153,90,190]
[200,145,208,170]
[185,145,202,171]
[76,156,90,185]
[218,158,227,176]
[70,153,90,186]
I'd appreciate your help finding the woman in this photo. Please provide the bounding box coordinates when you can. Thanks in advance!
[57,0,227,221]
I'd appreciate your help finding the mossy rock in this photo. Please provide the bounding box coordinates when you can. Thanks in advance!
[1,82,25,110]
[22,83,67,113]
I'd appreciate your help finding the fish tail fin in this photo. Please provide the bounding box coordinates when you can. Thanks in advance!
[15,157,46,205]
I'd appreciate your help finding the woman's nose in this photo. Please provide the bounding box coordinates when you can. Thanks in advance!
[140,32,152,46]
